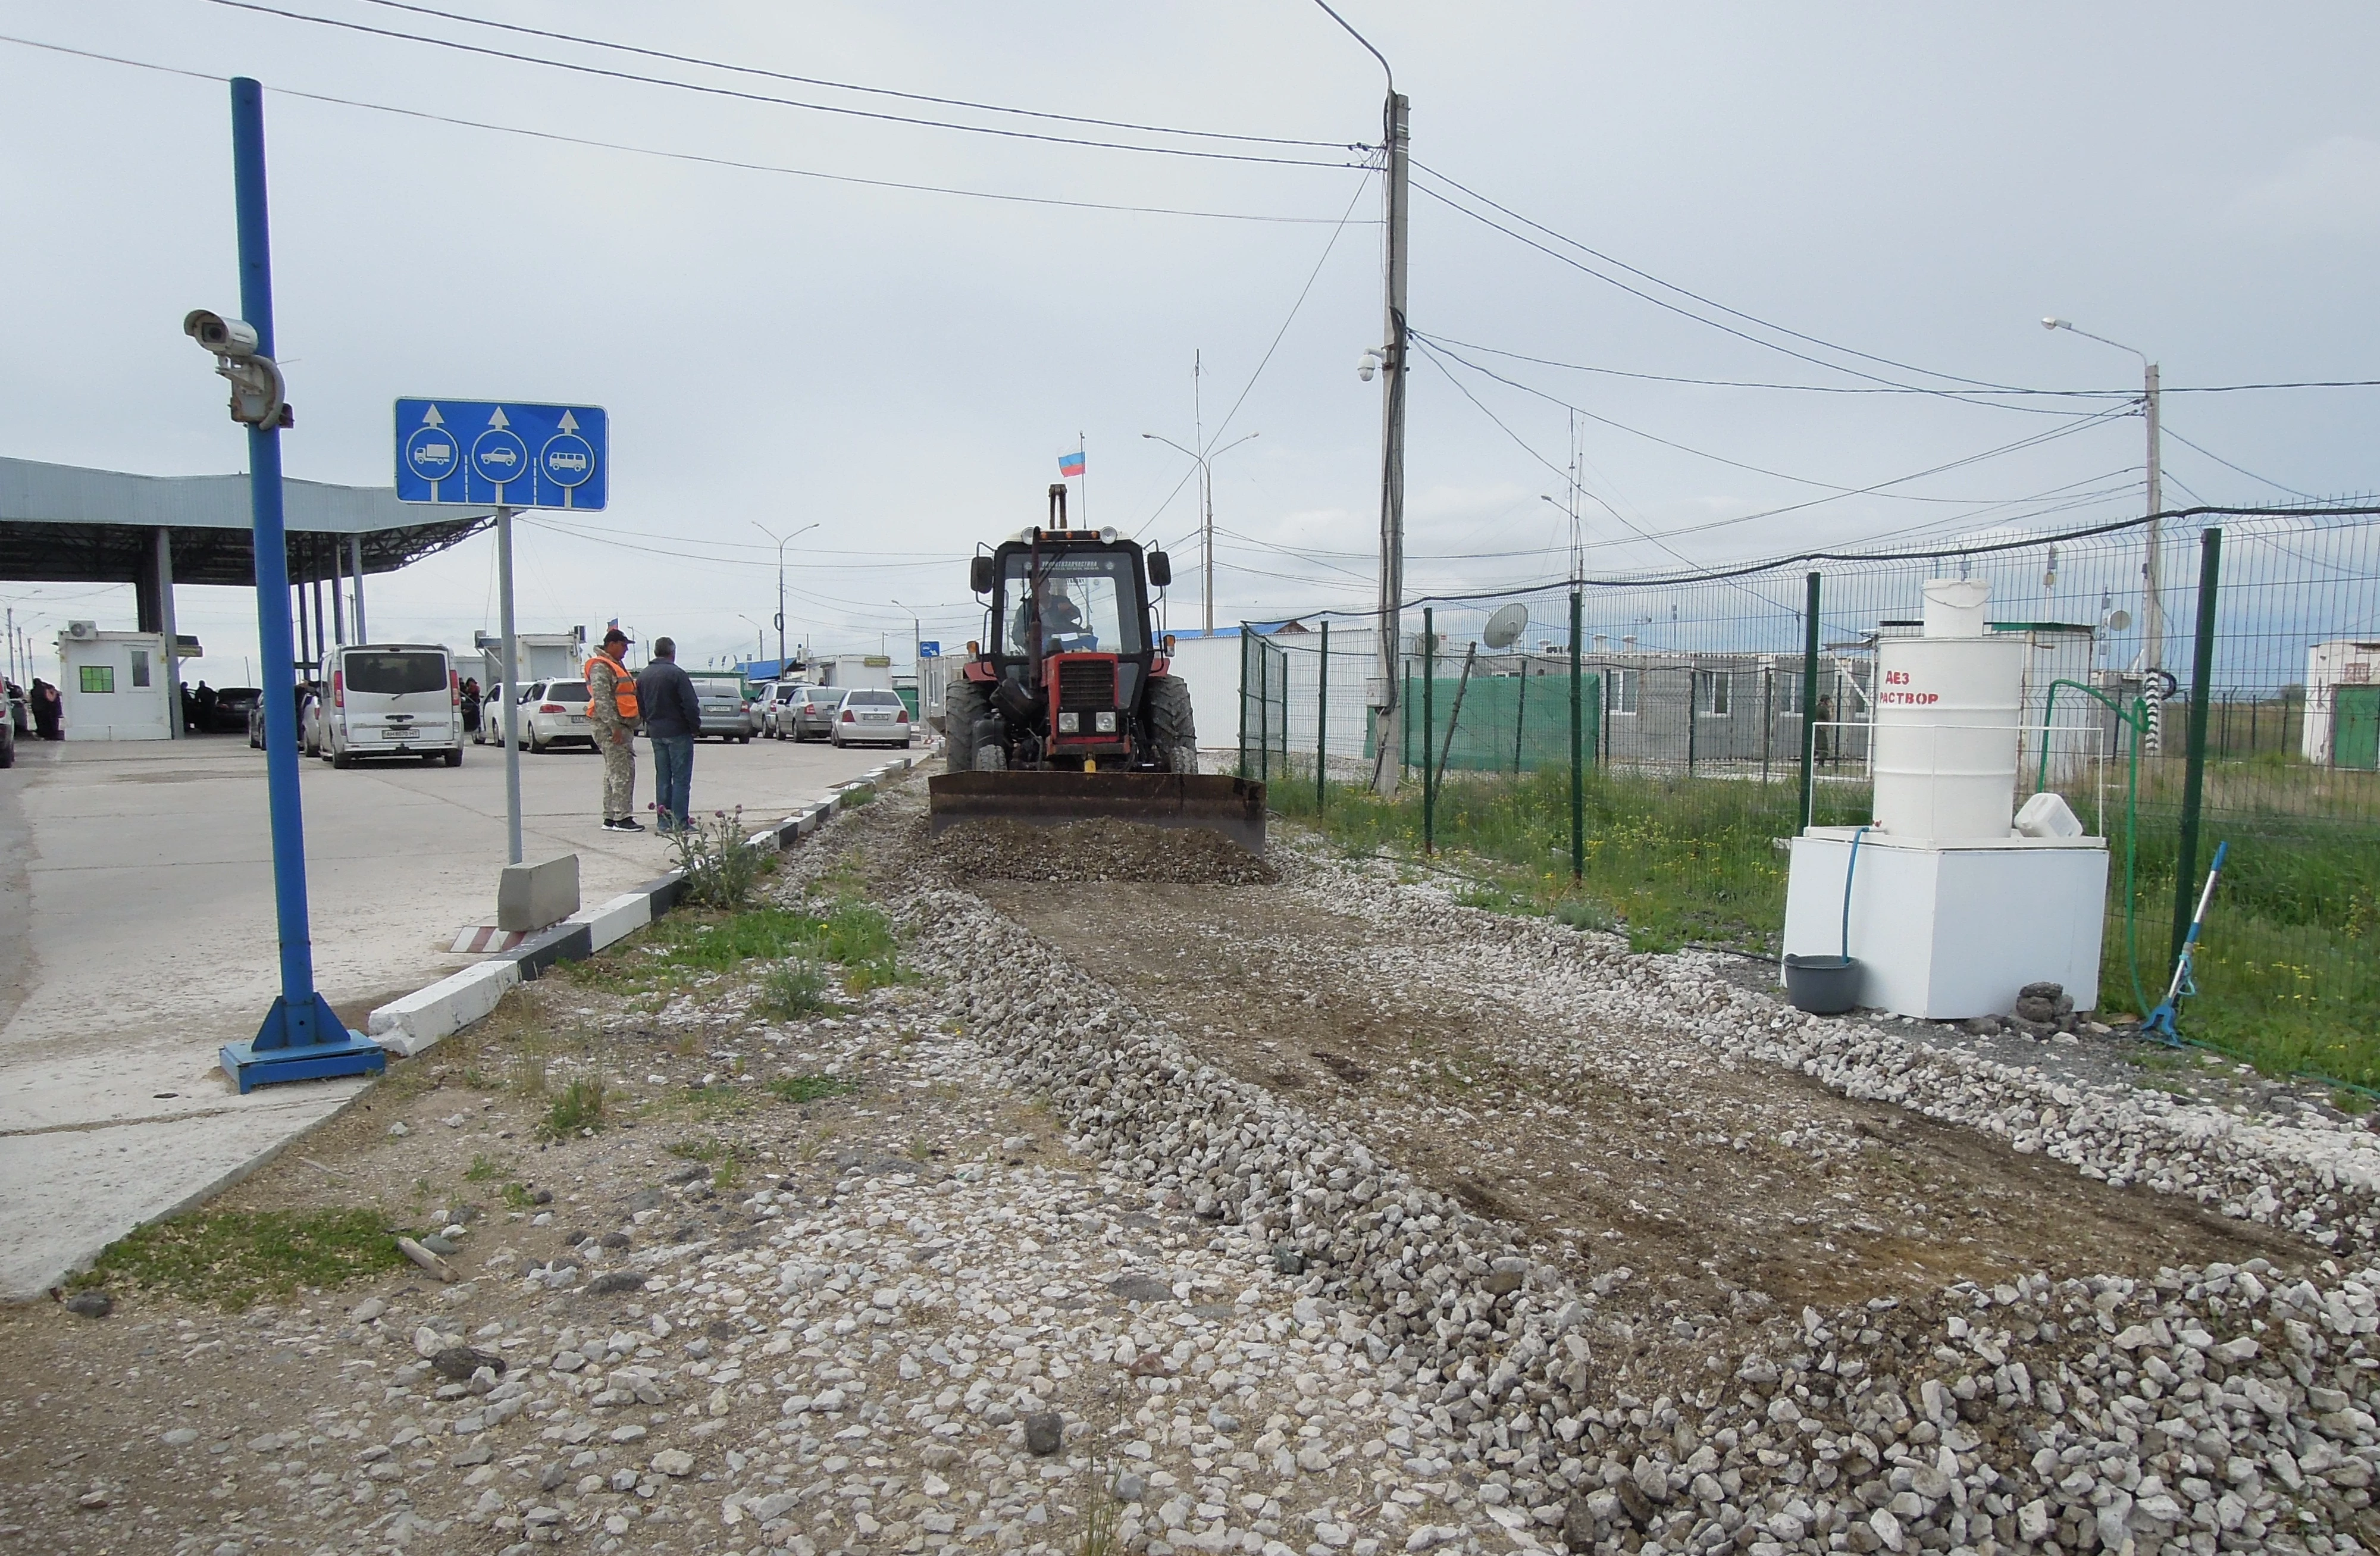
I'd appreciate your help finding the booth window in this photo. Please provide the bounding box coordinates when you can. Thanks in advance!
[80,665,115,694]
[130,649,151,688]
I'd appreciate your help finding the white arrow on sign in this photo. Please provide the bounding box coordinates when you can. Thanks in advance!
[488,406,511,430]
[421,404,444,428]
[558,409,580,434]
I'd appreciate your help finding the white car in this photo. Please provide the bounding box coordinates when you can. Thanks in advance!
[829,688,912,748]
[516,678,597,752]
[472,682,512,746]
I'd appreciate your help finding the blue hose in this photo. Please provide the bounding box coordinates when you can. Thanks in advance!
[1841,826,1871,962]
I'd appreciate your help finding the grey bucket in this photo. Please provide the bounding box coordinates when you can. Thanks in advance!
[1784,953,1861,1015]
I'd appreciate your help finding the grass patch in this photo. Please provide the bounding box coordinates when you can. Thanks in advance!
[536,1076,608,1141]
[766,1073,861,1104]
[501,1182,538,1210]
[565,900,907,1001]
[70,1209,408,1310]
[666,1136,752,1189]
[669,806,775,910]
[463,1153,499,1182]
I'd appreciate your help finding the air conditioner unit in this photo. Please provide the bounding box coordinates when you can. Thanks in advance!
[66,620,98,640]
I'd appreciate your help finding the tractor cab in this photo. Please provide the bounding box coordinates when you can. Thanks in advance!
[959,486,1175,772]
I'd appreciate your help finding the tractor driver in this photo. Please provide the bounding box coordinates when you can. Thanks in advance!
[1014,576,1086,653]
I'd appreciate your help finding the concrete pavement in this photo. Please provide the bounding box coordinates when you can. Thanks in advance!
[0,729,894,1297]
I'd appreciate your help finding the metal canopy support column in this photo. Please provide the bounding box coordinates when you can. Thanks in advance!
[497,506,522,865]
[349,536,367,641]
[214,75,383,1092]
[330,530,346,647]
[155,527,182,737]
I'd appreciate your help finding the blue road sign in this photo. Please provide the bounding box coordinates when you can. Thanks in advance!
[917,641,942,659]
[394,398,608,509]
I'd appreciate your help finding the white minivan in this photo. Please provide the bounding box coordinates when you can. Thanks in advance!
[318,643,464,768]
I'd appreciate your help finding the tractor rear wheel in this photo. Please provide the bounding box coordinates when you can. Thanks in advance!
[1147,674,1198,774]
[944,680,990,774]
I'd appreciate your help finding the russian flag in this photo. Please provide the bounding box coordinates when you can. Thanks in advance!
[1057,449,1086,479]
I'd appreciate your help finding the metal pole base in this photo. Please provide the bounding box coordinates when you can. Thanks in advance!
[218,993,387,1094]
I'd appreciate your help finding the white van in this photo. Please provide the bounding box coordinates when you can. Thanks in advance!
[319,643,463,768]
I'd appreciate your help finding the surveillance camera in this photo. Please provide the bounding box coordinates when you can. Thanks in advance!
[1357,349,1379,383]
[184,309,261,359]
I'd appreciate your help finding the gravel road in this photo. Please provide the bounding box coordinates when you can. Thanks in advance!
[4,772,2378,1556]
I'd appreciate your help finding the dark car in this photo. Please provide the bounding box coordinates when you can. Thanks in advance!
[208,686,262,736]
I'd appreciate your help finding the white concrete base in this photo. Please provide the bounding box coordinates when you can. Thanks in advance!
[1783,826,2109,1020]
[366,960,522,1057]
[497,853,580,932]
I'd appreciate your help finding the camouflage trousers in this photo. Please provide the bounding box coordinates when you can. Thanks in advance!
[600,734,635,821]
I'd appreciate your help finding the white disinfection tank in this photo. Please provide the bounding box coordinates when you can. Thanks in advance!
[1872,581,2024,841]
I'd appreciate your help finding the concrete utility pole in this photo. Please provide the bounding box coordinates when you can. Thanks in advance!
[1317,2,1408,796]
[1142,419,1257,637]
[2041,317,2165,674]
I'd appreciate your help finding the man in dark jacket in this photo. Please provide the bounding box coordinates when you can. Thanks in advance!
[636,637,704,834]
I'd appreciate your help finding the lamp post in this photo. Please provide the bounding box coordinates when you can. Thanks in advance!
[888,598,922,672]
[737,613,765,669]
[1141,431,1258,634]
[2042,317,2164,679]
[753,520,819,676]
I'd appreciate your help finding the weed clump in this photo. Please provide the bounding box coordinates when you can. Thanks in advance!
[760,957,836,1017]
[767,1073,860,1104]
[669,806,773,909]
[536,1076,608,1141]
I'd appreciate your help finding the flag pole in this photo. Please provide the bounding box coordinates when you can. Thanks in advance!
[1078,430,1088,525]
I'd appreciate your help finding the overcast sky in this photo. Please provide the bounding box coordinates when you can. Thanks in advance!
[5,1,2378,685]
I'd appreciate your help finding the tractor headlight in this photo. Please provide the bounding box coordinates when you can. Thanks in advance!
[1094,710,1117,732]
[1057,712,1079,733]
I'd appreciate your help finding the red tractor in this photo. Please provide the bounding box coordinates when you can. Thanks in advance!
[927,486,1264,852]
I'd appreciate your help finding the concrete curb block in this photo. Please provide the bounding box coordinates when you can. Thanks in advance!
[362,763,927,1060]
[367,960,523,1057]
[570,890,653,953]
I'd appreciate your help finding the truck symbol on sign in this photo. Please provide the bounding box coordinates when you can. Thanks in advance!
[414,441,454,466]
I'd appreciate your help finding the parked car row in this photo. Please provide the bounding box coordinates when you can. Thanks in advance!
[756,682,912,744]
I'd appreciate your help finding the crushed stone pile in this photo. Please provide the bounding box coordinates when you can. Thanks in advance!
[925,816,1279,887]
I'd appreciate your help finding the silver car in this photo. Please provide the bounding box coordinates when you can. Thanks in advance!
[756,681,806,739]
[785,686,844,742]
[829,688,912,748]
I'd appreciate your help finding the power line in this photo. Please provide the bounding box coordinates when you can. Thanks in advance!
[1416,333,2137,506]
[0,33,1366,225]
[1421,333,2380,398]
[1412,161,2044,396]
[350,0,1355,151]
[206,1,1366,170]
[2160,422,2318,501]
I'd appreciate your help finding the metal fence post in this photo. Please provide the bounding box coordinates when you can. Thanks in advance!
[1316,620,1329,812]
[2172,527,2222,968]
[1514,661,1528,774]
[1423,607,1436,853]
[1797,571,1821,830]
[1687,668,1699,775]
[1570,587,1584,881]
[1236,627,1248,778]
[1257,634,1270,784]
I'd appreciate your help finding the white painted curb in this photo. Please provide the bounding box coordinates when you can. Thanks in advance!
[571,890,654,953]
[368,960,522,1057]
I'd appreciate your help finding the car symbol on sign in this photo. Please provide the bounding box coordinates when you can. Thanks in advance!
[480,447,518,468]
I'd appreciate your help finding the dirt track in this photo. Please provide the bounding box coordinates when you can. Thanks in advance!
[975,871,2303,1387]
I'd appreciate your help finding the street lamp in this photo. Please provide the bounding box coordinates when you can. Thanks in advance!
[1141,431,1258,634]
[888,598,922,672]
[753,520,820,675]
[2042,316,2165,678]
[736,613,766,668]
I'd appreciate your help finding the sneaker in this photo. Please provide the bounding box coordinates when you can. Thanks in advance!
[603,817,646,832]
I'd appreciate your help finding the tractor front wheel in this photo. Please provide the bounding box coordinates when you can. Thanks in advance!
[1147,674,1198,774]
[944,680,991,774]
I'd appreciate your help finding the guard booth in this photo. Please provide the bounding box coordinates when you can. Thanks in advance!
[55,626,176,740]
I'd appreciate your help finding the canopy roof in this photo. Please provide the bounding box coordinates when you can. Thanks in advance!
[0,455,491,587]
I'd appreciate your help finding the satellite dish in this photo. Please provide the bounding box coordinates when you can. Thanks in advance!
[2106,609,2132,632]
[1482,602,1529,650]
